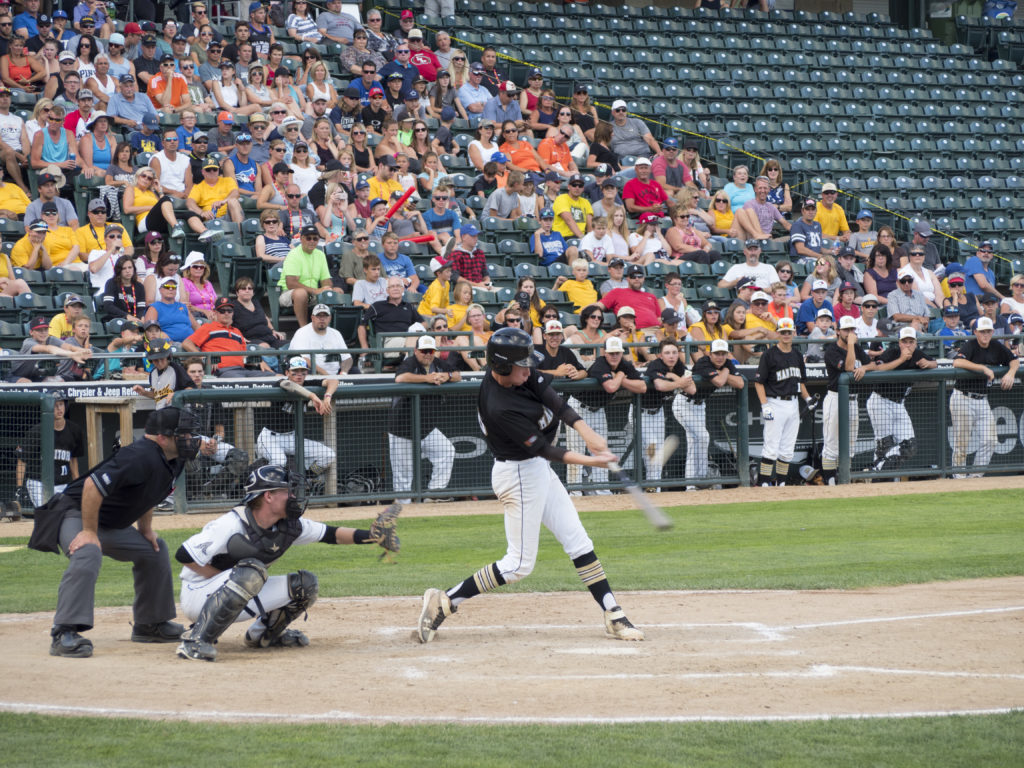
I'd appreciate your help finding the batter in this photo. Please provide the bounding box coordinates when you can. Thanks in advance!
[415,327,644,643]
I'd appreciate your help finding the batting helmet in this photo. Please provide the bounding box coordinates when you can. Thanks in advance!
[486,327,536,375]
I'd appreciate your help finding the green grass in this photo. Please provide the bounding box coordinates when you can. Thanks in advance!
[2,490,1023,613]
[1,711,1022,768]
[2,490,1022,766]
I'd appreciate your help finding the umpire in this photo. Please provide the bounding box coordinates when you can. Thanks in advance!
[37,407,200,658]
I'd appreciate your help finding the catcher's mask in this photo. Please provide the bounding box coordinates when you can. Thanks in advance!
[244,464,307,519]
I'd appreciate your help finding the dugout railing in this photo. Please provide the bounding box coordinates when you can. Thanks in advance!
[836,366,1024,484]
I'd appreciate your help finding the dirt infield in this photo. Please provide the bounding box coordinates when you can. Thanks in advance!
[1,579,1022,724]
[1,476,1022,725]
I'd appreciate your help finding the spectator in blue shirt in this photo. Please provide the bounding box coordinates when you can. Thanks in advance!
[422,188,462,249]
[481,81,523,126]
[962,240,1001,300]
[378,230,419,292]
[532,207,572,267]
[13,0,40,38]
[795,279,834,335]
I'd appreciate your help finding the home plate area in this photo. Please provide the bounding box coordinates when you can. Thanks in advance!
[1,578,1021,724]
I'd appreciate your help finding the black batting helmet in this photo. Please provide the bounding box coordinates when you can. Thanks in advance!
[486,327,536,375]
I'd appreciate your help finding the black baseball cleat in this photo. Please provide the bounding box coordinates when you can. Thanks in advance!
[50,629,93,658]
[131,620,185,643]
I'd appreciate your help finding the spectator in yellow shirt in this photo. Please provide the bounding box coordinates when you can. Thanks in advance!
[76,198,134,256]
[0,165,30,218]
[48,293,89,339]
[0,242,31,297]
[814,182,851,242]
[417,256,452,319]
[367,155,404,204]
[553,258,598,313]
[11,220,53,270]
[551,174,593,239]
[185,160,243,236]
[39,203,82,270]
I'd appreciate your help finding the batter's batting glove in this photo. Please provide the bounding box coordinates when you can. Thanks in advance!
[369,502,401,562]
[761,405,774,421]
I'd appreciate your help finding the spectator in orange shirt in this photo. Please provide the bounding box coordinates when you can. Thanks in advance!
[767,281,795,322]
[498,120,546,175]
[536,125,578,180]
[147,54,192,113]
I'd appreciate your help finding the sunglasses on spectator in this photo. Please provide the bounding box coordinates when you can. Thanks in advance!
[568,182,583,187]
[262,218,279,225]
[433,196,448,201]
[452,56,465,62]
[899,277,914,284]
[286,193,302,198]
[862,302,879,308]
[613,107,626,112]
[714,198,727,203]
[395,49,409,54]
[272,147,285,152]
[822,190,837,194]
[354,236,369,241]
[415,127,427,132]
[778,269,792,274]
[271,109,285,114]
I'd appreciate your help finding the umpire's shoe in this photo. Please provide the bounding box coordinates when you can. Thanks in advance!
[604,607,645,641]
[132,620,185,643]
[50,628,93,658]
[416,588,456,644]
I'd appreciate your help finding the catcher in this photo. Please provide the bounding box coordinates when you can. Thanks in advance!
[175,465,400,662]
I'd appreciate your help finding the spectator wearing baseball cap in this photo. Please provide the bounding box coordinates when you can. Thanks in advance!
[481,79,522,126]
[530,207,575,268]
[596,263,661,329]
[417,255,454,318]
[813,181,851,243]
[962,239,1001,300]
[788,197,824,264]
[795,277,836,336]
[608,98,660,160]
[182,295,274,377]
[622,155,670,218]
[847,208,878,259]
[275,221,333,326]
[832,280,862,323]
[909,219,943,275]
[649,135,689,196]
[937,303,968,352]
[458,61,491,116]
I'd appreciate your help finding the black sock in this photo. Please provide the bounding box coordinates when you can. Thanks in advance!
[446,563,505,607]
[573,551,616,611]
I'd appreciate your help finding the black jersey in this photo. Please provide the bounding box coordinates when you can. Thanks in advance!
[691,355,739,405]
[62,437,185,529]
[20,420,85,484]
[579,355,643,409]
[643,358,685,410]
[537,344,584,374]
[755,345,806,398]
[478,369,573,461]
[954,338,1015,395]
[388,354,457,439]
[872,344,933,402]
[823,341,872,392]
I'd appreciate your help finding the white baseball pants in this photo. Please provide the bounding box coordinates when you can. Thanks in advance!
[761,397,800,462]
[949,389,997,469]
[491,455,594,583]
[822,391,859,464]
[672,396,710,479]
[578,405,608,484]
[257,427,336,473]
[181,569,296,634]
[564,397,587,486]
[866,393,914,444]
[388,428,455,493]
[639,407,667,482]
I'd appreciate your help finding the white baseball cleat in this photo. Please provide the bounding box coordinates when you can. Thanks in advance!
[416,588,455,644]
[604,606,645,641]
[177,637,217,662]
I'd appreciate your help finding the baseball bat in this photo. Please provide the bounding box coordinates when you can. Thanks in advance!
[382,186,415,223]
[608,460,673,531]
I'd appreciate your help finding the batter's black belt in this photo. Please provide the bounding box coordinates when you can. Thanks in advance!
[955,389,988,400]
[769,395,796,401]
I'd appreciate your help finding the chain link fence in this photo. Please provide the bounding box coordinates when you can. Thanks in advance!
[0,392,58,518]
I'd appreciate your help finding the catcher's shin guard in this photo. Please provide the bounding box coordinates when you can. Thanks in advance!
[248,569,319,648]
[178,558,268,661]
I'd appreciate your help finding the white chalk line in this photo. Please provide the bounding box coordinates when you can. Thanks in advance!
[0,700,1020,725]
[373,605,1024,639]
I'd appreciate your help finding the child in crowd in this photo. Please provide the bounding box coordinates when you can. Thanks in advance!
[531,206,574,266]
[804,308,835,362]
[553,258,598,314]
[352,254,389,309]
[578,215,615,263]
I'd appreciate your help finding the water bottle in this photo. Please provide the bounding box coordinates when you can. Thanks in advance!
[68,150,75,169]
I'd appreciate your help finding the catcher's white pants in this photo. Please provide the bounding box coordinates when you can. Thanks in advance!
[761,397,800,462]
[866,393,914,443]
[25,481,66,509]
[639,407,667,482]
[822,391,859,464]
[672,396,709,479]
[181,569,296,634]
[949,389,997,469]
[492,455,593,583]
[388,428,455,493]
[257,427,335,472]
[578,404,608,484]
[563,397,587,486]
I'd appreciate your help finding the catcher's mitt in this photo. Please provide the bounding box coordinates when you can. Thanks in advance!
[370,503,401,562]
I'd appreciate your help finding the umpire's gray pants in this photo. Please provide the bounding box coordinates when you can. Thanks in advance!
[53,511,177,632]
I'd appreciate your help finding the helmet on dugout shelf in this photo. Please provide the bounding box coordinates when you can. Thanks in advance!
[486,327,537,375]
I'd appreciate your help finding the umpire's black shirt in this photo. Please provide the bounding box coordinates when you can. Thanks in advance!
[61,437,185,529]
